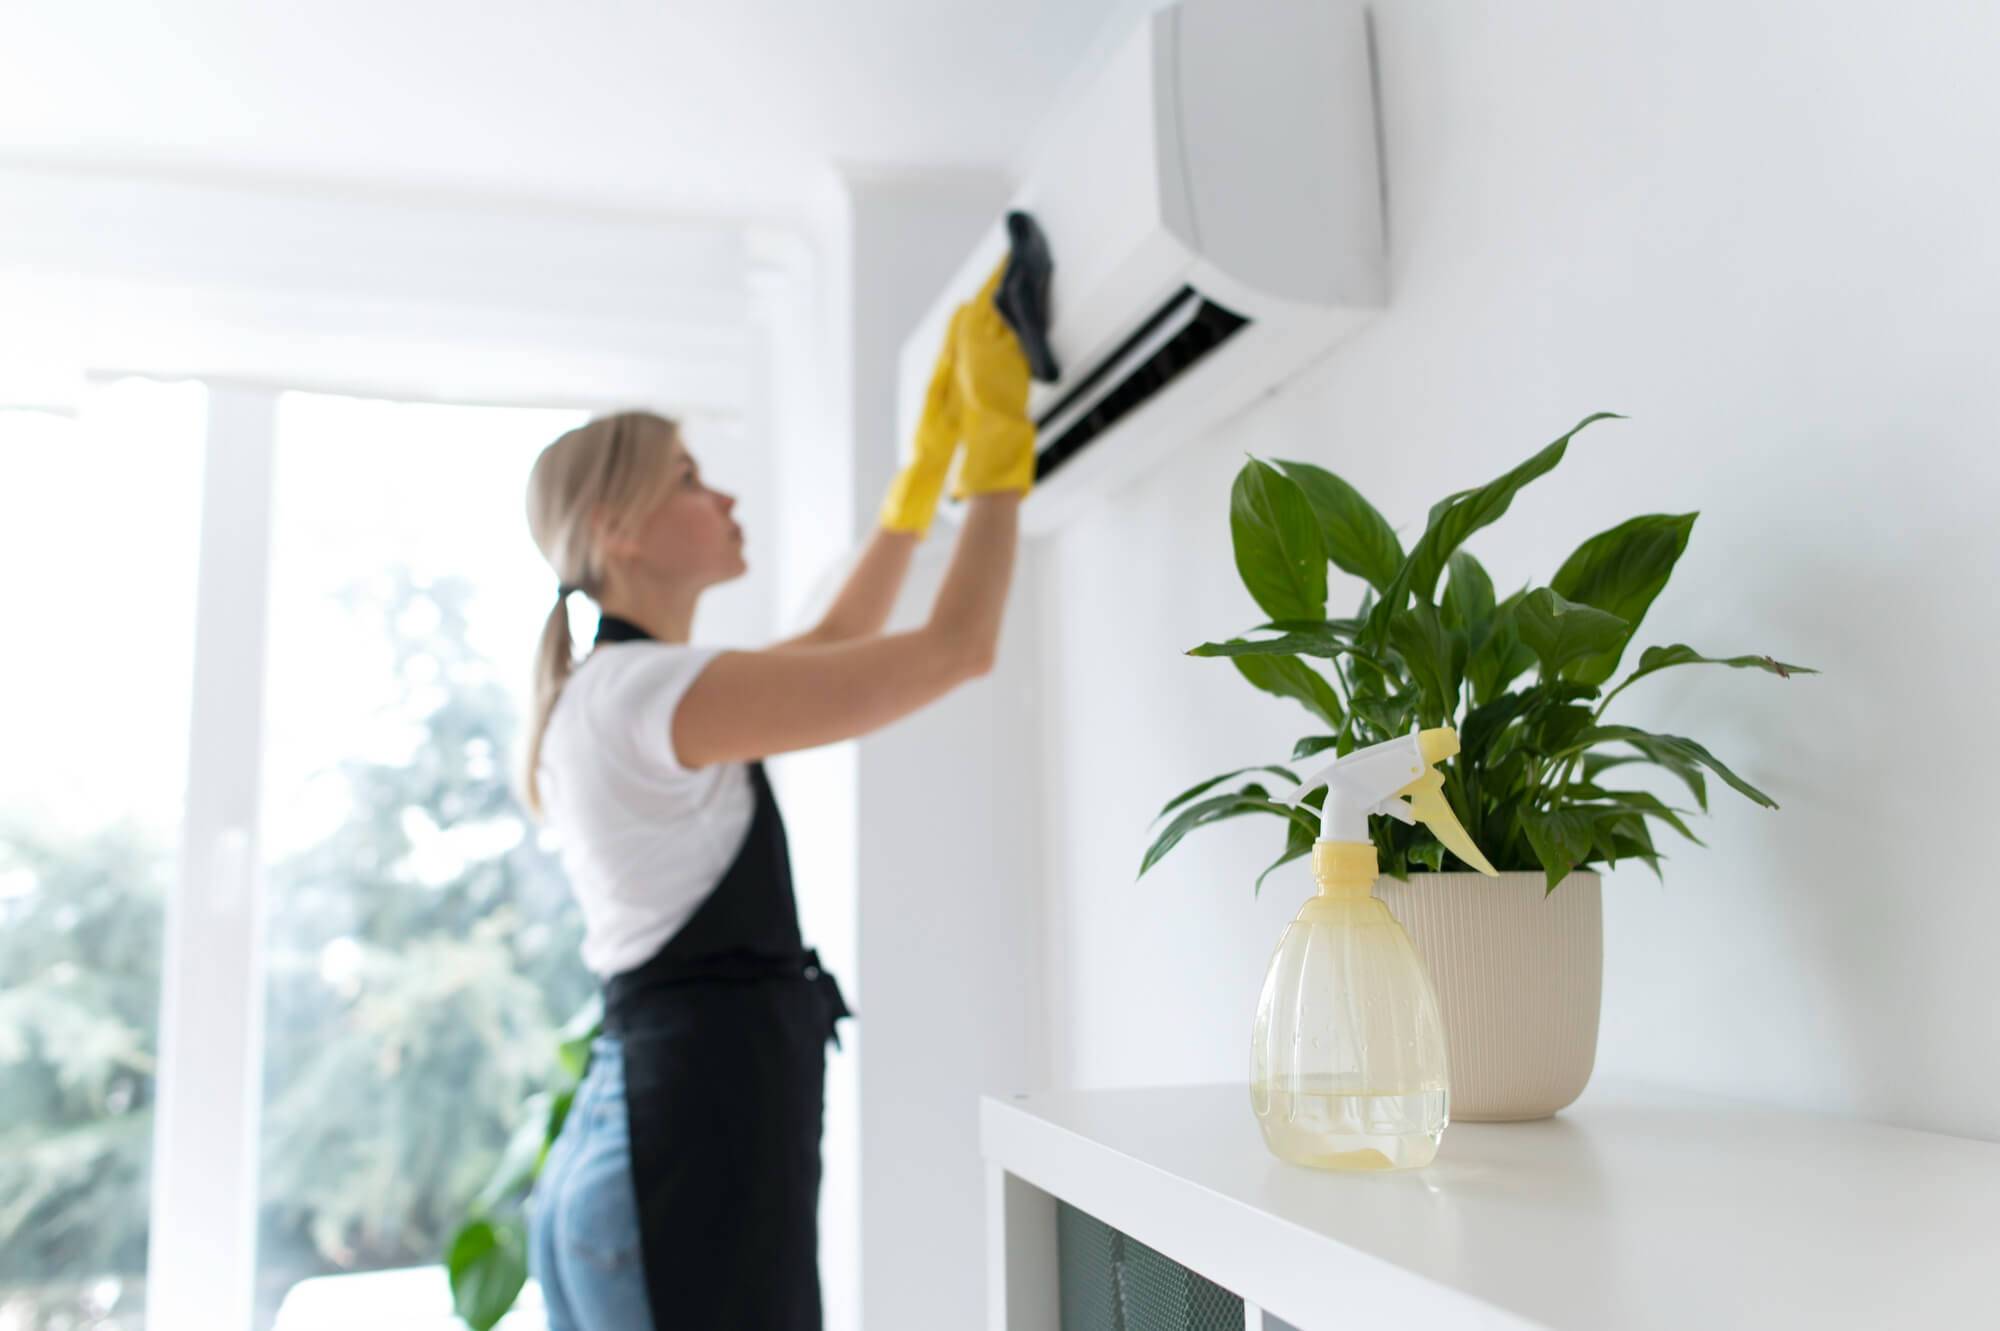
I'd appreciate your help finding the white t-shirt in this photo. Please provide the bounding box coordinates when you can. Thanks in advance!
[536,640,756,977]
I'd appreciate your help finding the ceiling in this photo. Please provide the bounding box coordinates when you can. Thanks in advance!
[0,0,1146,224]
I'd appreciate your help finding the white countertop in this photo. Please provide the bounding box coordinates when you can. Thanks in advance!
[980,1079,2000,1330]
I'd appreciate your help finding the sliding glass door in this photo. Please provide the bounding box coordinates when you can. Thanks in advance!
[1,380,597,1331]
[0,379,209,1331]
[250,392,592,1328]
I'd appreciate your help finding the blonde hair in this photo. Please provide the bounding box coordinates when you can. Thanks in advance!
[518,410,682,820]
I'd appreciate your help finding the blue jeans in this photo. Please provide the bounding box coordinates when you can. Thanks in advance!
[527,1035,654,1331]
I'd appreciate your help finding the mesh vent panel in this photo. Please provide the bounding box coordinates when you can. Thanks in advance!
[1056,1199,1245,1331]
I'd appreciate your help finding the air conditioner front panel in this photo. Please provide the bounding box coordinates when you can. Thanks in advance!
[896,0,1384,536]
[897,9,1198,445]
[1176,0,1385,306]
[1011,7,1193,321]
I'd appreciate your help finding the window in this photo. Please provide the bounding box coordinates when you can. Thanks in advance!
[0,379,208,1330]
[0,381,603,1331]
[251,392,594,1328]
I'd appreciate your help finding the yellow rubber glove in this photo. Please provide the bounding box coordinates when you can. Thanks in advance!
[878,306,966,535]
[950,257,1036,501]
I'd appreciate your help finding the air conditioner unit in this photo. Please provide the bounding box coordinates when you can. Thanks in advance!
[898,0,1385,535]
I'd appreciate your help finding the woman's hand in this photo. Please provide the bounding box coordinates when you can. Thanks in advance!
[877,307,967,536]
[950,258,1036,501]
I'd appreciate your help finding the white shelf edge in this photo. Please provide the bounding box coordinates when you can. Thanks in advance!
[981,1094,1546,1330]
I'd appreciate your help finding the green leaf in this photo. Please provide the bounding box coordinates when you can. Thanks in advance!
[1376,835,1410,881]
[1586,807,1639,860]
[1440,550,1497,638]
[1581,751,1646,780]
[472,1092,553,1214]
[1230,654,1345,730]
[1366,412,1624,648]
[1389,603,1463,723]
[1141,792,1256,878]
[1234,793,1329,838]
[1484,720,1531,771]
[546,1085,576,1144]
[1565,725,1775,809]
[1625,747,1709,812]
[1427,486,1477,530]
[1139,788,1311,879]
[1460,689,1535,763]
[1484,740,1534,794]
[1573,734,1678,808]
[1155,765,1304,823]
[1587,789,1705,845]
[1589,810,1663,881]
[1465,589,1539,704]
[1292,735,1341,761]
[1613,643,1819,694]
[1274,460,1406,592]
[1520,808,1596,891]
[1349,693,1412,741]
[448,1217,528,1331]
[1253,839,1313,896]
[1407,836,1447,872]
[1345,647,1401,695]
[1549,514,1697,684]
[1255,787,1325,895]
[1252,617,1367,637]
[1231,458,1327,623]
[1614,820,1665,881]
[1517,588,1629,682]
[555,994,603,1079]
[1525,702,1596,756]
[1188,629,1367,662]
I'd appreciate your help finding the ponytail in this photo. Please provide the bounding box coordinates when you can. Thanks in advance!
[517,412,680,820]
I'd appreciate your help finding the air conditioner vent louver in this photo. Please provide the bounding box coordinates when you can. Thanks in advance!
[1035,288,1250,483]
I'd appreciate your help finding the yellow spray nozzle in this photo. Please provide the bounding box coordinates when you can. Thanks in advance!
[1418,727,1460,765]
[1276,725,1500,877]
[1396,762,1499,877]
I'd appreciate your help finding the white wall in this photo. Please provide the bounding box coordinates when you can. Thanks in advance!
[0,163,753,413]
[826,168,1055,1331]
[0,162,788,649]
[1034,0,2000,1144]
[750,184,868,1331]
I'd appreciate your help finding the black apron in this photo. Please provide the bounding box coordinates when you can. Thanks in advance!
[591,612,853,1330]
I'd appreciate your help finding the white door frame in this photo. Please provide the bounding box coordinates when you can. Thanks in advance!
[146,384,279,1331]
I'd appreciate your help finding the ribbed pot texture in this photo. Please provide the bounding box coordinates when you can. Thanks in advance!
[1374,871,1603,1121]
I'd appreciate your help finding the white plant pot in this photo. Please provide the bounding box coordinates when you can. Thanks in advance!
[1374,870,1603,1122]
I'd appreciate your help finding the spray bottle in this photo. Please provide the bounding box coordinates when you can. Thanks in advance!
[1251,725,1498,1171]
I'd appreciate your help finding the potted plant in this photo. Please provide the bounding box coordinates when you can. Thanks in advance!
[1140,413,1814,1119]
[446,995,602,1329]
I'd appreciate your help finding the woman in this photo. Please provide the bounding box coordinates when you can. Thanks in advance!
[516,259,1031,1331]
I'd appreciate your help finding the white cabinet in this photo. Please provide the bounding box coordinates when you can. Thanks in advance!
[982,1080,2000,1330]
